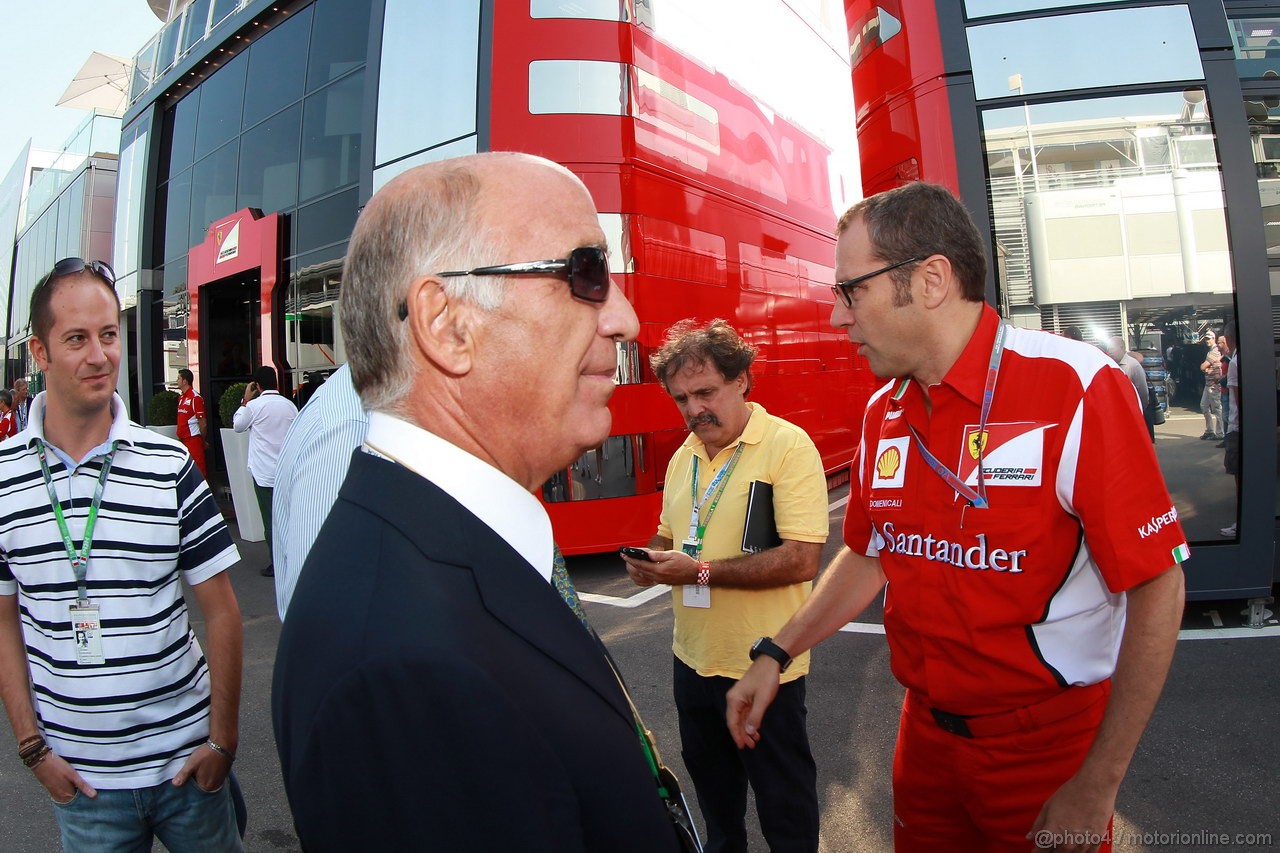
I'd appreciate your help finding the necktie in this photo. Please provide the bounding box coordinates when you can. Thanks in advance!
[551,544,590,627]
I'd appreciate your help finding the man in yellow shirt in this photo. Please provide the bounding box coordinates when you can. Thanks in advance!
[623,318,828,853]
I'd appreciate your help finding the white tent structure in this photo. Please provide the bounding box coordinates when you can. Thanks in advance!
[57,52,133,116]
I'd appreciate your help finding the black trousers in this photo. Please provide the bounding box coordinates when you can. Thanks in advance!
[673,657,819,853]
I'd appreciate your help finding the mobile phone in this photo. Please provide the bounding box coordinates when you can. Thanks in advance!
[619,546,654,562]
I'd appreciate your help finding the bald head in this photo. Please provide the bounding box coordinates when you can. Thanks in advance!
[340,152,590,412]
[1103,336,1126,363]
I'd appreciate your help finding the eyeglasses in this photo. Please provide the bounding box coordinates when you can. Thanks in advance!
[44,258,117,288]
[831,257,921,308]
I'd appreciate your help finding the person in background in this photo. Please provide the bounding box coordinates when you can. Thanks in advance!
[1103,336,1152,442]
[175,368,208,478]
[232,365,297,578]
[624,318,827,853]
[1198,330,1224,440]
[0,390,16,439]
[12,378,31,432]
[271,363,368,619]
[1219,325,1240,538]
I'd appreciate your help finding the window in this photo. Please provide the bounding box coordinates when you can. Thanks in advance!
[238,105,302,214]
[307,0,371,91]
[193,50,248,161]
[967,6,1202,100]
[190,140,240,245]
[1229,16,1280,79]
[981,90,1240,543]
[242,4,313,129]
[163,170,193,263]
[295,187,358,255]
[299,70,364,202]
[163,89,201,180]
[375,0,480,167]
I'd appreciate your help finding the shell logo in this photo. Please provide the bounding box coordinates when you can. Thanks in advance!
[876,445,901,480]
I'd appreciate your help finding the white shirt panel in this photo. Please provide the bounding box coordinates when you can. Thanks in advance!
[363,412,554,582]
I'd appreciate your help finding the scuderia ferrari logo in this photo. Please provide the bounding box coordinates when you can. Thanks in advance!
[958,422,1052,487]
[872,437,910,489]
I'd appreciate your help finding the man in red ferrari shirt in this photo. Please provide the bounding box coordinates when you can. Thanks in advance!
[727,182,1187,853]
[176,368,207,478]
[0,389,16,439]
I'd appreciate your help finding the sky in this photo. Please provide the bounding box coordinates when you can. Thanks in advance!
[1,1,164,172]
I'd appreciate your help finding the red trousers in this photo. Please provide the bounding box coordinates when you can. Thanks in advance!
[892,683,1112,852]
[181,436,207,480]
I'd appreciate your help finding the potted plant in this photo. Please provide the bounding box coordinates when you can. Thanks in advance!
[217,382,264,542]
[147,390,180,439]
[220,382,247,428]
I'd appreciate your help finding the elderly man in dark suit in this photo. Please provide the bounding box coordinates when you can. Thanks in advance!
[272,153,687,852]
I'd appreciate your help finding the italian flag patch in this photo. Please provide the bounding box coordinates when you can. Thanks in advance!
[1172,543,1191,564]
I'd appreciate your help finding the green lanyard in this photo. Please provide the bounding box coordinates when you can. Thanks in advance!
[36,440,117,604]
[687,443,746,546]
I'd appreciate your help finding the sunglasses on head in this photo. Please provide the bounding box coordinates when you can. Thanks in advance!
[45,258,117,288]
[399,245,611,320]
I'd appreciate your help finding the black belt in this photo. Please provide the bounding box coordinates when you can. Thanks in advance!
[921,681,1109,739]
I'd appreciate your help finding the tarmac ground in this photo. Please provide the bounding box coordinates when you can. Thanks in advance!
[1,480,1277,852]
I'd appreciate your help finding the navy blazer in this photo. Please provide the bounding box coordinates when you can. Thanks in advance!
[273,450,680,852]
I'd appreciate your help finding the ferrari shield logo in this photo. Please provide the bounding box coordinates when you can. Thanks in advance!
[967,429,988,460]
[957,422,1051,487]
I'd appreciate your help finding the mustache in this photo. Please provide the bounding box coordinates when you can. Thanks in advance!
[688,413,722,429]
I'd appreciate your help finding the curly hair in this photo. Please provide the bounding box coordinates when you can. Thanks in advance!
[649,318,757,394]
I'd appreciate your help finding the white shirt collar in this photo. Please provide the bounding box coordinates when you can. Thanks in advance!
[27,392,134,458]
[363,411,555,582]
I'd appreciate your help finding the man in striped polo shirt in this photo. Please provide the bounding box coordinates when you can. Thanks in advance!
[0,258,244,851]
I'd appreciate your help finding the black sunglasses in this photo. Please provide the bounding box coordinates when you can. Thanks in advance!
[44,258,117,289]
[831,256,921,308]
[398,246,611,320]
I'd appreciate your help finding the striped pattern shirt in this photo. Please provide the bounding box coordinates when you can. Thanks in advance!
[0,393,239,788]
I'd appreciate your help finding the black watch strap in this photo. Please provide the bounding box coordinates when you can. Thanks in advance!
[749,636,793,673]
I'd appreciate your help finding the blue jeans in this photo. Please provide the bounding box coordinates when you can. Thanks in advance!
[52,774,243,853]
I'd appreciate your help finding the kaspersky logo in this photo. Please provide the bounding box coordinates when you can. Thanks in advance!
[872,437,909,489]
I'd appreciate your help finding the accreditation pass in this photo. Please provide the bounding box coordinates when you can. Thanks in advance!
[69,602,106,665]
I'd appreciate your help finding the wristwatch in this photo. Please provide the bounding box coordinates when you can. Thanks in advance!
[749,636,793,673]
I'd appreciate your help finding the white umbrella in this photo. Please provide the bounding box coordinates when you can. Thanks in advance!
[57,52,133,116]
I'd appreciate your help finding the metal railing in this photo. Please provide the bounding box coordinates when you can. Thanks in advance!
[129,0,251,107]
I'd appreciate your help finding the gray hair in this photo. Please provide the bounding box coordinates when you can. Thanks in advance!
[340,161,512,413]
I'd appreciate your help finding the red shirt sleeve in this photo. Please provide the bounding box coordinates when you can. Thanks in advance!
[1069,364,1187,593]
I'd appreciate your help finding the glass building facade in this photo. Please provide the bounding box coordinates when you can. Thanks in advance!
[944,1,1279,594]
[3,113,122,391]
[116,0,370,415]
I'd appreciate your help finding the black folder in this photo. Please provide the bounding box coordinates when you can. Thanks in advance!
[741,481,782,553]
